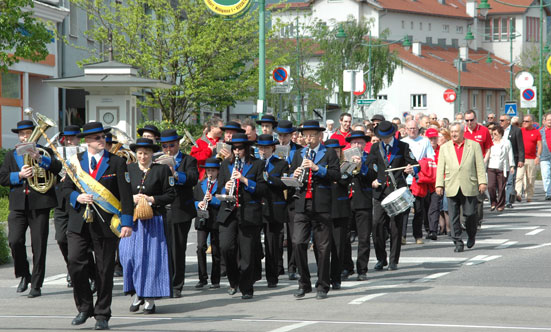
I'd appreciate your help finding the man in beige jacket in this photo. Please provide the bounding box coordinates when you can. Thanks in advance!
[436,122,487,252]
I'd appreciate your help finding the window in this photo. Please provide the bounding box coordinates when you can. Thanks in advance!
[86,0,94,41]
[428,23,431,31]
[526,16,540,42]
[69,2,77,37]
[1,72,21,99]
[472,93,478,109]
[500,94,506,110]
[501,18,508,40]
[493,18,500,40]
[485,17,516,42]
[377,95,388,100]
[456,26,463,34]
[443,24,449,33]
[411,21,414,29]
[411,94,427,109]
[486,94,493,110]
[402,20,405,29]
[484,20,491,41]
[419,22,422,30]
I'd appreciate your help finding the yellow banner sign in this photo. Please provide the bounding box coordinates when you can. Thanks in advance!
[204,0,251,16]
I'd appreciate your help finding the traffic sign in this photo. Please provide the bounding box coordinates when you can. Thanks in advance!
[343,70,364,92]
[356,99,375,106]
[547,56,551,75]
[270,85,292,94]
[521,86,537,108]
[504,102,517,116]
[272,66,290,84]
[515,71,534,89]
[443,88,456,103]
[353,81,367,96]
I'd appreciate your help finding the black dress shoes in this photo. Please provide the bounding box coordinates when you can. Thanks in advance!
[71,312,91,326]
[171,289,182,298]
[129,297,144,312]
[454,243,465,252]
[143,305,156,315]
[241,294,253,300]
[228,287,237,295]
[427,232,437,240]
[293,288,312,298]
[374,260,388,271]
[316,291,328,299]
[467,237,476,249]
[340,269,354,280]
[195,281,207,289]
[94,319,109,330]
[288,272,297,280]
[357,273,368,281]
[17,275,30,293]
[267,282,278,288]
[27,288,41,298]
[210,283,220,289]
[388,263,398,271]
[331,282,341,290]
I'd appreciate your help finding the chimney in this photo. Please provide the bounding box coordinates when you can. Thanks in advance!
[459,46,469,61]
[466,0,476,17]
[412,42,422,56]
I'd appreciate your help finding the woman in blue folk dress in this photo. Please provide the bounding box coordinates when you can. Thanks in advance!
[119,138,176,314]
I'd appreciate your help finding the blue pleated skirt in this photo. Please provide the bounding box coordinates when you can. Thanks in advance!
[119,215,171,298]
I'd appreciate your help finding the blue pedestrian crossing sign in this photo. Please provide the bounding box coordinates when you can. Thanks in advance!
[504,102,517,116]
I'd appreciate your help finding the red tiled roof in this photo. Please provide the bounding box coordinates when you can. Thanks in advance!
[389,43,519,89]
[372,0,472,19]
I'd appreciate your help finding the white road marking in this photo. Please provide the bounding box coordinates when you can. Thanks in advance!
[482,225,539,230]
[495,241,518,249]
[268,321,316,332]
[464,255,501,266]
[428,239,508,245]
[234,318,551,331]
[413,272,450,283]
[521,243,551,250]
[526,229,545,236]
[348,293,388,305]
[495,213,551,218]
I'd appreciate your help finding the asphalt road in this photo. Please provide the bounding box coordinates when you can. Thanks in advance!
[0,182,550,331]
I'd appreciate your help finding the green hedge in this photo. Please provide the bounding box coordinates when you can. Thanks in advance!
[0,149,9,197]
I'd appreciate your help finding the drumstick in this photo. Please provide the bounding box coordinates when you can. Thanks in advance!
[384,164,420,172]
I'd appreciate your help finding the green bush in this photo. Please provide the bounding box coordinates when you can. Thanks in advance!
[138,120,204,154]
[0,149,10,197]
[0,197,10,265]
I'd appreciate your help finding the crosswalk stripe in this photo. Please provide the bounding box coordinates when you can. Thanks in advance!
[413,272,450,283]
[520,243,551,250]
[495,241,518,249]
[348,293,387,305]
[525,229,545,236]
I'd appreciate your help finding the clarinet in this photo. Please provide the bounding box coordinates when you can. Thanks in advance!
[293,148,311,199]
[196,175,212,225]
[216,158,241,211]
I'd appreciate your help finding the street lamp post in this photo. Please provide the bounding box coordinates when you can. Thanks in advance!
[259,0,266,116]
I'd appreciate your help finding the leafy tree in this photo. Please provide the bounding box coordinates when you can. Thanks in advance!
[69,0,288,123]
[519,45,551,120]
[0,0,53,72]
[311,18,401,111]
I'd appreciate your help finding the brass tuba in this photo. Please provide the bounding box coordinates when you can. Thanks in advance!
[109,127,137,164]
[23,108,56,194]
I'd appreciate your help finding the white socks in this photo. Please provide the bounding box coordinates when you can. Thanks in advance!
[144,298,155,310]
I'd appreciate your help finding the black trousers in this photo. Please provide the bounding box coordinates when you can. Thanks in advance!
[263,221,283,284]
[330,218,347,285]
[448,189,478,244]
[373,198,404,265]
[67,227,118,321]
[54,207,70,265]
[196,228,221,285]
[403,194,429,239]
[342,218,355,273]
[166,209,192,292]
[219,217,261,296]
[292,200,333,293]
[350,209,373,274]
[8,207,50,289]
[427,192,441,233]
[286,204,297,274]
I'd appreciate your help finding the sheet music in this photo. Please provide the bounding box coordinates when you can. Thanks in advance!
[15,142,37,156]
[274,145,290,160]
[343,147,361,162]
[216,142,231,154]
[281,176,302,188]
[57,146,85,160]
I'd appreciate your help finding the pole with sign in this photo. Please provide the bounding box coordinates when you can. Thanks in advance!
[520,86,537,109]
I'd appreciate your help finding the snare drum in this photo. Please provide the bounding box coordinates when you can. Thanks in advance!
[381,187,415,217]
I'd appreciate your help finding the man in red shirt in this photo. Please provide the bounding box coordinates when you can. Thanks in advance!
[463,110,493,156]
[330,113,352,146]
[191,116,223,178]
[515,114,542,202]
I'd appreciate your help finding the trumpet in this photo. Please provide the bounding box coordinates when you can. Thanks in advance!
[216,158,241,211]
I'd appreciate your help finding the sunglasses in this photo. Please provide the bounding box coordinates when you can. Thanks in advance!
[465,119,475,122]
[523,120,531,123]
[233,146,245,151]
[90,134,106,141]
[162,143,177,148]
[499,119,507,122]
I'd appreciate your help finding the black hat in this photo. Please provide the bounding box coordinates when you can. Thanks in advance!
[11,120,35,133]
[130,138,161,152]
[256,114,278,126]
[220,121,245,133]
[60,125,81,137]
[227,132,254,145]
[298,120,325,132]
[255,134,278,146]
[324,139,345,149]
[374,121,397,138]
[200,157,221,168]
[345,130,371,143]
[274,120,296,134]
[77,122,111,138]
[371,114,386,122]
[137,124,161,138]
[159,129,183,143]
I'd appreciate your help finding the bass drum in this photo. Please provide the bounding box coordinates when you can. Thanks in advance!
[381,187,414,217]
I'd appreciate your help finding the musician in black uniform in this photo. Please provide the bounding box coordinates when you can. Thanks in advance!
[193,158,222,289]
[274,120,302,280]
[256,134,289,288]
[137,124,161,143]
[256,114,278,135]
[160,129,199,298]
[216,133,267,299]
[345,131,373,281]
[369,121,418,271]
[289,120,340,299]
[63,122,133,330]
[0,120,63,298]
[324,139,351,290]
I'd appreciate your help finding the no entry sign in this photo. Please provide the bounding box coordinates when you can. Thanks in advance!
[272,67,289,84]
[443,89,456,103]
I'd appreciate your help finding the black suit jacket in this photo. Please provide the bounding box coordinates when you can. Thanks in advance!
[261,156,289,223]
[507,125,525,164]
[368,140,418,201]
[350,151,374,210]
[170,151,199,223]
[62,151,134,238]
[216,158,267,226]
[128,163,176,216]
[289,144,340,214]
[330,176,351,219]
[193,177,222,229]
[0,147,62,210]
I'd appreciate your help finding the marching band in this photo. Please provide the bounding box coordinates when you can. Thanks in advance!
[1,113,432,330]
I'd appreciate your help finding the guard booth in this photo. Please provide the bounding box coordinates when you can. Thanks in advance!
[44,61,172,139]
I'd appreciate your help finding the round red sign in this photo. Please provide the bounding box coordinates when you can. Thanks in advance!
[443,89,456,103]
[353,81,367,96]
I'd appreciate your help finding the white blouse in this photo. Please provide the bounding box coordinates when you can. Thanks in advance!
[487,140,514,175]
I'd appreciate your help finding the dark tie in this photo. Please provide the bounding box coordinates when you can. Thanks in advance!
[385,144,391,155]
[91,157,97,171]
[310,150,316,161]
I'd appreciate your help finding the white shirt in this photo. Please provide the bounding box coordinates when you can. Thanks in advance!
[503,125,511,143]
[89,150,105,173]
[487,140,514,175]
[401,135,434,184]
